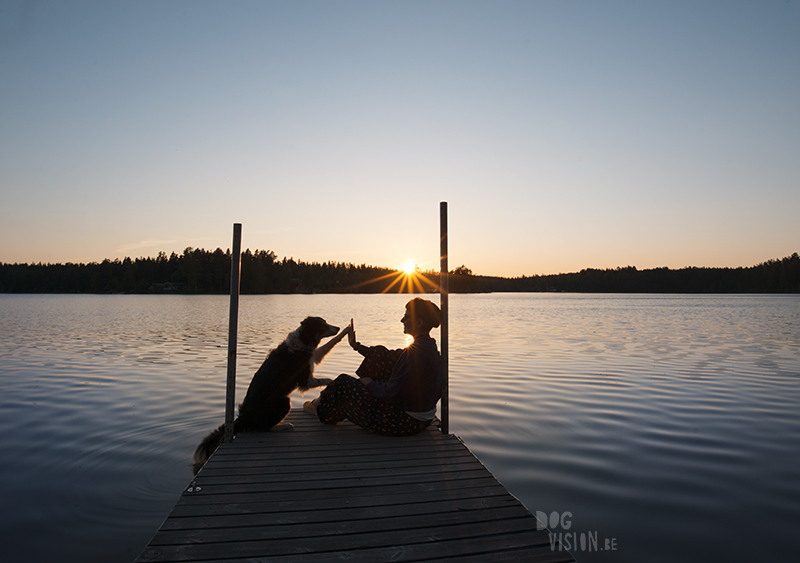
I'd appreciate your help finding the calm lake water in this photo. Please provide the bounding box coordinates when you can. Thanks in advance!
[0,293,798,562]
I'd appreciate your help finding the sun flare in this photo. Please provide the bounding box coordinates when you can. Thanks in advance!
[401,261,417,275]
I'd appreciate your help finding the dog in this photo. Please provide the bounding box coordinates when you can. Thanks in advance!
[191,316,341,474]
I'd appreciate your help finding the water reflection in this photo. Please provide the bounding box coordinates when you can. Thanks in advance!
[0,293,798,562]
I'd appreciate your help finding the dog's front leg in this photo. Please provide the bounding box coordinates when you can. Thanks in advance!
[313,327,349,364]
[306,376,333,388]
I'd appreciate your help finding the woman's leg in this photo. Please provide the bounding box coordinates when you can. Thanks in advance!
[317,374,431,436]
[363,402,431,437]
[316,374,373,426]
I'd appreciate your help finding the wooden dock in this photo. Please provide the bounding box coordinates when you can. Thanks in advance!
[136,410,575,562]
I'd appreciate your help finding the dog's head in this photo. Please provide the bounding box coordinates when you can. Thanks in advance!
[297,316,339,349]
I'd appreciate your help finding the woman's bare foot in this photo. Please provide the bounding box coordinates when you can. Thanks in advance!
[303,397,320,414]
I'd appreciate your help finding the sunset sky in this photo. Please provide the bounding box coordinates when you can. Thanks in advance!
[2,1,798,277]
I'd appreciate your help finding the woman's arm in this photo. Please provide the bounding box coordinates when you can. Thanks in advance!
[365,351,407,403]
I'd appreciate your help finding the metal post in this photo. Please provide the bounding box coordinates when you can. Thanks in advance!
[439,202,449,435]
[224,223,242,443]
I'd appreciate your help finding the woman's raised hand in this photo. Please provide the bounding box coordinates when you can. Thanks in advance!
[347,318,358,349]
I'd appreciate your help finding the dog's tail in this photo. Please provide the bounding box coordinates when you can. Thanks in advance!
[191,424,225,475]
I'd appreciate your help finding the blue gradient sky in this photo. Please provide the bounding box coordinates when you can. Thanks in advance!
[2,1,798,276]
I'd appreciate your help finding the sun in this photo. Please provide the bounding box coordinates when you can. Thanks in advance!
[401,261,417,275]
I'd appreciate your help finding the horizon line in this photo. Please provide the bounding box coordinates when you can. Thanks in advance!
[2,250,797,280]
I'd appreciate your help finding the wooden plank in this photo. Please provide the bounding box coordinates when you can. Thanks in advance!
[195,458,487,484]
[150,504,533,544]
[159,495,524,531]
[139,517,547,561]
[193,455,477,476]
[213,441,468,459]
[168,483,513,517]
[135,410,575,563]
[139,532,572,563]
[177,475,501,505]
[181,468,492,495]
[215,441,464,459]
[184,548,576,563]
[204,446,472,467]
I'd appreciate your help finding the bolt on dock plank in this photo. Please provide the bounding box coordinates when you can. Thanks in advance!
[136,410,575,562]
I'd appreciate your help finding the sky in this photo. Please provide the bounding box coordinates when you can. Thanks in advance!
[1,1,798,277]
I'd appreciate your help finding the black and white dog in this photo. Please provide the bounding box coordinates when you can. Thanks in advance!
[191,316,341,474]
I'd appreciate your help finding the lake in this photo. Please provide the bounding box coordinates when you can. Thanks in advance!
[0,293,798,562]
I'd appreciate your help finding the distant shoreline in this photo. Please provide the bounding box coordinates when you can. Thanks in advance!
[1,251,798,294]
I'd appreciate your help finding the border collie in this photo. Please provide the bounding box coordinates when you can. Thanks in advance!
[191,316,340,474]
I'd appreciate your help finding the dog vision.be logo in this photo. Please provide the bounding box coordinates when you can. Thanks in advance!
[536,511,618,554]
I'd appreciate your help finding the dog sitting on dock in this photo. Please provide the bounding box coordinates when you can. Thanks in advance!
[191,316,343,475]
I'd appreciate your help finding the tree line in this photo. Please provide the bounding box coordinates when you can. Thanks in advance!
[1,249,798,294]
[445,253,800,294]
[0,248,408,294]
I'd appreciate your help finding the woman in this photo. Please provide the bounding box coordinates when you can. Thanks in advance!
[306,298,442,436]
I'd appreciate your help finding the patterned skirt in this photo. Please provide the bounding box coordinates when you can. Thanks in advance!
[316,346,432,436]
[316,374,431,436]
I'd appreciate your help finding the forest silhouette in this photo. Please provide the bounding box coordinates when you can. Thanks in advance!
[1,249,798,294]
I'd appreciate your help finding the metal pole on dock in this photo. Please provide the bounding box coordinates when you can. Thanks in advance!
[439,202,449,435]
[224,223,242,443]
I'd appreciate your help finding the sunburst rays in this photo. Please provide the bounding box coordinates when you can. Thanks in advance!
[343,265,441,294]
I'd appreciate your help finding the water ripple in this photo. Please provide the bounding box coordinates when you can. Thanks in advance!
[1,293,799,562]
